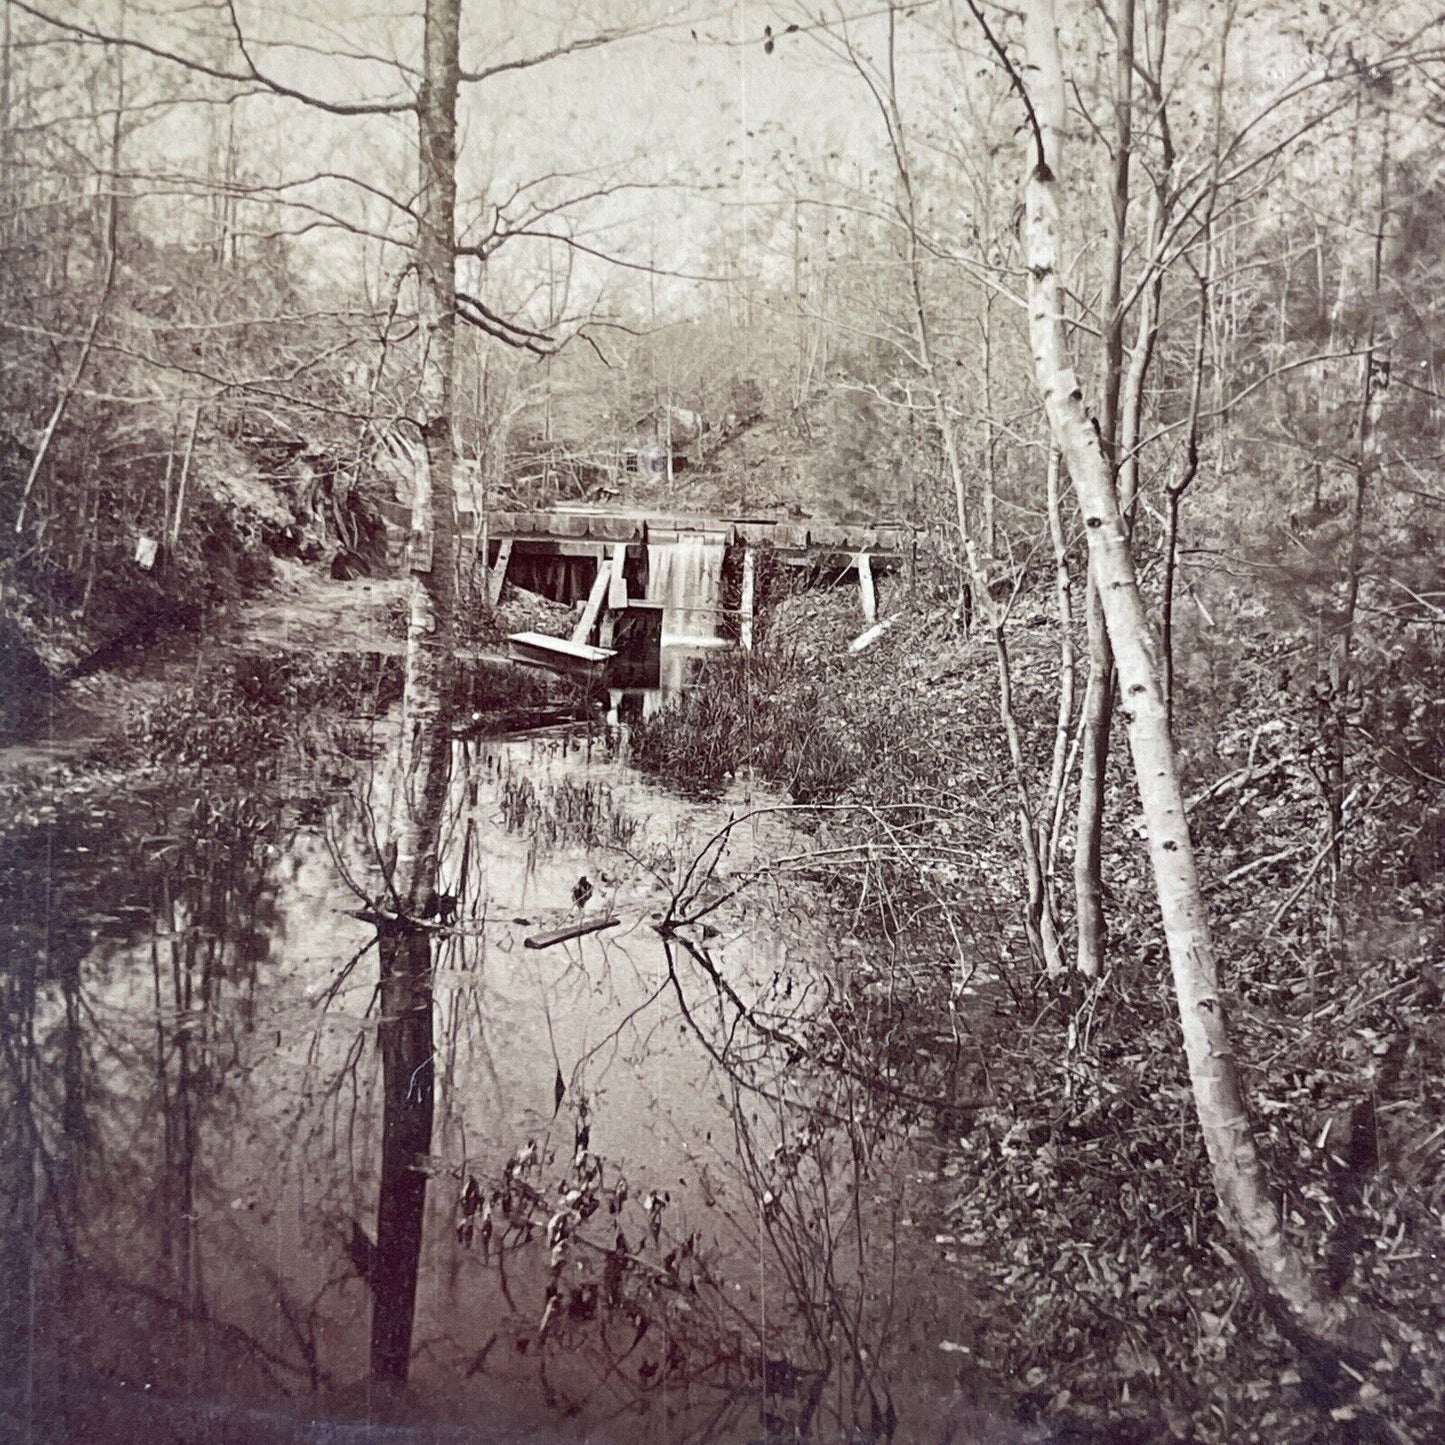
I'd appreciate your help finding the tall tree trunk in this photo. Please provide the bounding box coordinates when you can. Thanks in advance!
[369,933,437,1386]
[1044,445,1077,883]
[980,294,998,561]
[1071,0,1135,979]
[368,0,459,1388]
[1073,600,1112,976]
[1021,0,1361,1354]
[1098,0,1135,462]
[1162,4,1228,723]
[393,0,460,918]
[1116,188,1161,519]
[1163,259,1211,721]
[1325,113,1389,919]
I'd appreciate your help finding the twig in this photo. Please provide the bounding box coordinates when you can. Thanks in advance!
[1208,846,1300,893]
[960,0,1047,173]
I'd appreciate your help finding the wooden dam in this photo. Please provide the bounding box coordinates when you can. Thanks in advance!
[400,506,915,688]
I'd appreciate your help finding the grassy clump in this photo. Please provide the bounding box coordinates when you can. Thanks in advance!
[630,647,863,802]
[499,771,639,852]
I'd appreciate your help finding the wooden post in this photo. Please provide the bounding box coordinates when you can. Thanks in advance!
[487,537,513,607]
[607,543,628,609]
[598,545,627,649]
[856,550,876,624]
[740,546,756,652]
[572,552,611,645]
[170,402,201,547]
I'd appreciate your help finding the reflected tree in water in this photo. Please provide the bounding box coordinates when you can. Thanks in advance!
[367,929,437,1387]
[398,776,997,1441]
[0,767,327,1427]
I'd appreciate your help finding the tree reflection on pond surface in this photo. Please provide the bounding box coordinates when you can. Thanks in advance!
[2,722,970,1443]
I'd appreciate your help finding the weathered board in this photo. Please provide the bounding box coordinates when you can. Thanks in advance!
[488,537,513,606]
[484,508,915,560]
[506,631,616,682]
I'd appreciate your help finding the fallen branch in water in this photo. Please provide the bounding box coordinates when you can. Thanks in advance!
[524,916,620,950]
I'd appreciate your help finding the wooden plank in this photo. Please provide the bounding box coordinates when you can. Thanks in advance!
[606,543,629,610]
[730,519,778,547]
[488,510,911,564]
[849,617,895,653]
[857,551,876,624]
[488,537,513,606]
[507,631,615,663]
[588,514,645,543]
[739,546,756,653]
[572,558,611,645]
[505,539,610,559]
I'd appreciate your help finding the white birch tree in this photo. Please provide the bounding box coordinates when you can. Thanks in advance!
[1002,0,1376,1357]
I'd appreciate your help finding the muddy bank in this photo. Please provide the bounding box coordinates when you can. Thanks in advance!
[0,562,604,770]
[0,417,399,731]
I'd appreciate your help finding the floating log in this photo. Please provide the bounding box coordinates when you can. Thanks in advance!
[523,915,621,950]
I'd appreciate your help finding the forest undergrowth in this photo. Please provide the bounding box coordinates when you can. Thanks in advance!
[631,554,1445,1442]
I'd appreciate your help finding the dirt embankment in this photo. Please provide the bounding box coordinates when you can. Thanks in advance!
[0,434,392,734]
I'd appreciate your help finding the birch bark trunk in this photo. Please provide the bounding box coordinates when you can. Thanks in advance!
[367,0,459,1389]
[1072,0,1135,980]
[1021,0,1360,1351]
[391,0,460,918]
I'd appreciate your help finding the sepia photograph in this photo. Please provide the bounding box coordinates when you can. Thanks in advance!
[1,1,1442,1440]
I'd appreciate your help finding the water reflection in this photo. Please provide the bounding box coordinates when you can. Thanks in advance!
[610,640,728,723]
[369,932,435,1389]
[1,711,966,1441]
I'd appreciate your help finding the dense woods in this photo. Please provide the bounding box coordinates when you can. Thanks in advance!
[2,0,1444,1440]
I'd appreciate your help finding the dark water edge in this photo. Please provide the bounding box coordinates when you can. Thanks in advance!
[1,1371,1045,1445]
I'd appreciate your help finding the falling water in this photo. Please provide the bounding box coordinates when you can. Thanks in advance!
[646,536,727,645]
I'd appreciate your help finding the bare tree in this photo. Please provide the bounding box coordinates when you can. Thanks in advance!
[824,0,1066,974]
[1009,0,1370,1356]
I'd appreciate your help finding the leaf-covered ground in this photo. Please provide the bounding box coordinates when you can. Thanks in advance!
[632,560,1445,1441]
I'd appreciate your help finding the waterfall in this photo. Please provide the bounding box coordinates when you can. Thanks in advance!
[646,537,726,644]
